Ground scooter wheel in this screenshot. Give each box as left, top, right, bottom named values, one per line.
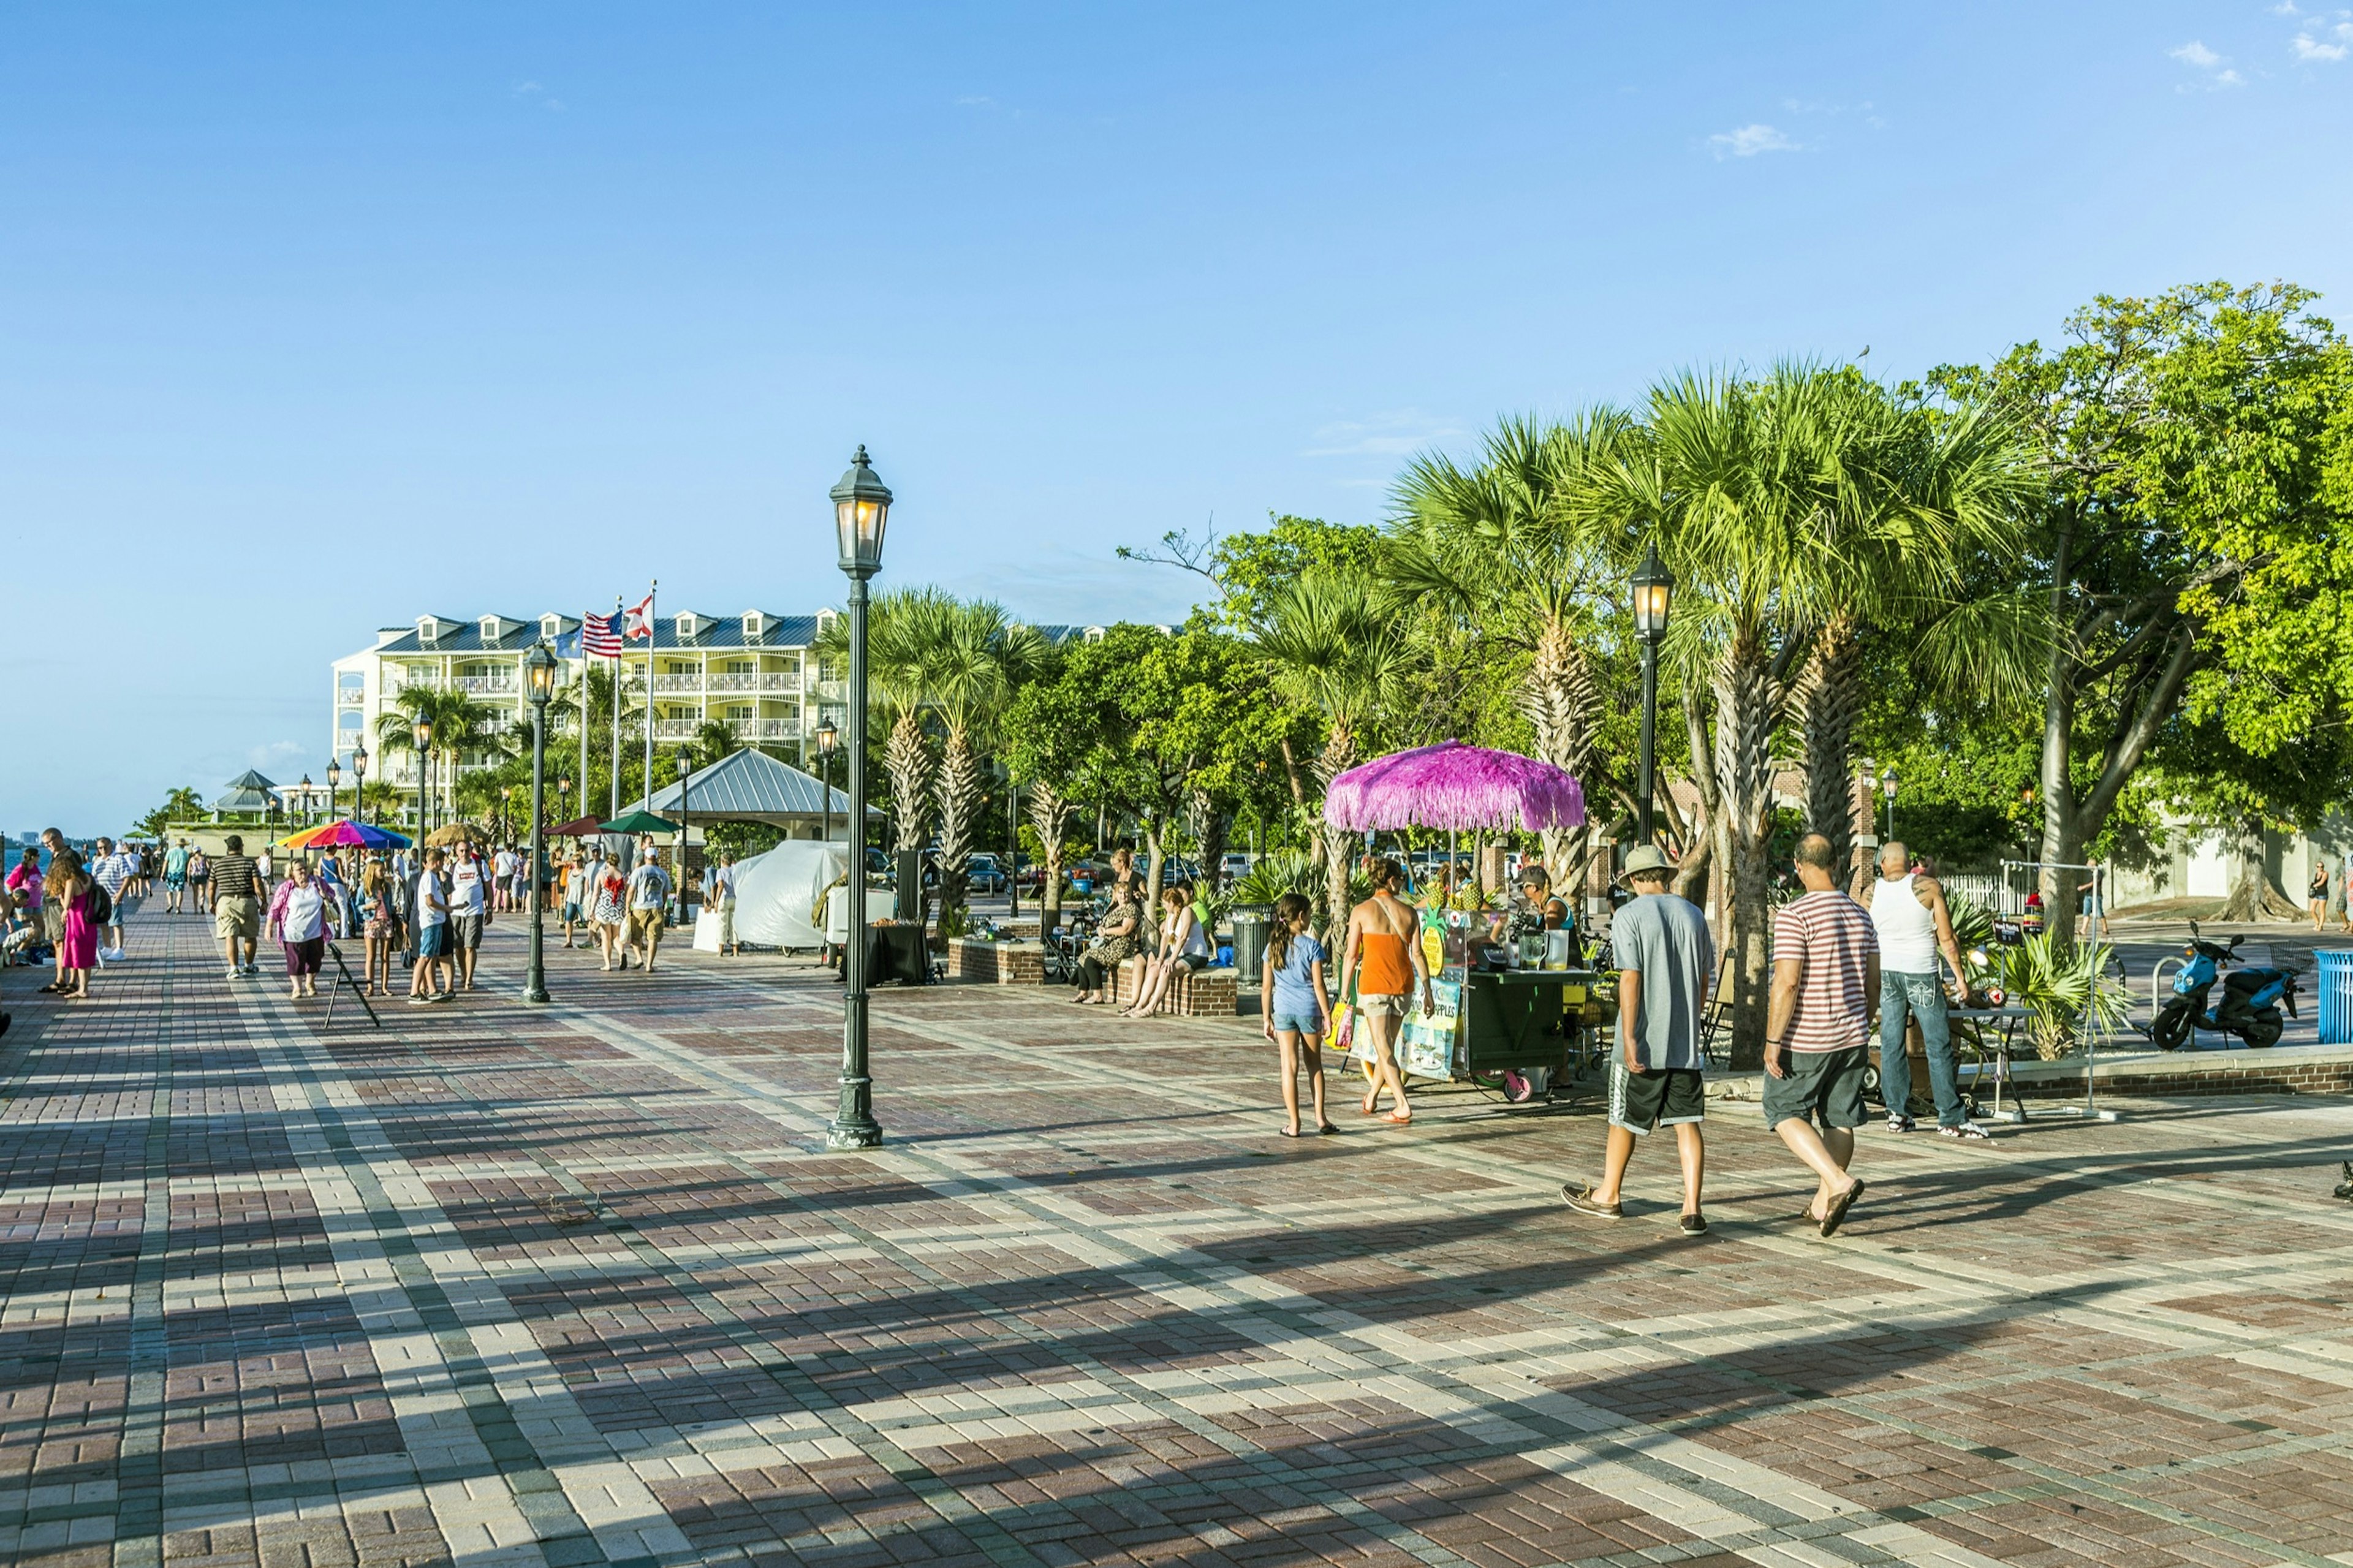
left=2244, top=1015, right=2283, bottom=1048
left=2151, top=1006, right=2192, bottom=1051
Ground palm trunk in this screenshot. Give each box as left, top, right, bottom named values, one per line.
left=1799, top=615, right=1864, bottom=881
left=886, top=710, right=933, bottom=855
left=1716, top=627, right=1779, bottom=1070
left=1026, top=781, right=1072, bottom=931
left=1520, top=615, right=1600, bottom=878
left=934, top=727, right=982, bottom=934
left=1312, top=724, right=1357, bottom=952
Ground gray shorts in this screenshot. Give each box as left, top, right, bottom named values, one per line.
left=451, top=913, right=484, bottom=950
left=1763, top=1045, right=1869, bottom=1132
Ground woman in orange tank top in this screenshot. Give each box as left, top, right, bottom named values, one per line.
left=1341, top=857, right=1434, bottom=1124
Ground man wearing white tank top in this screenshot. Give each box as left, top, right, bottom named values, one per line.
left=1863, top=841, right=1980, bottom=1140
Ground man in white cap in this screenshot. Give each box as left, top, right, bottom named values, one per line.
left=625, top=844, right=672, bottom=972
left=1562, top=846, right=1716, bottom=1235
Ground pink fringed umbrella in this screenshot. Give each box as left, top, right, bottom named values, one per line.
left=1324, top=741, right=1585, bottom=833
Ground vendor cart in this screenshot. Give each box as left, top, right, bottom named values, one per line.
left=1324, top=741, right=1593, bottom=1102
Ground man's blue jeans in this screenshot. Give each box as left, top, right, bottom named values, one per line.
left=1880, top=970, right=1963, bottom=1127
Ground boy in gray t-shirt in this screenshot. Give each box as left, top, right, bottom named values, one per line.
left=1563, top=847, right=1718, bottom=1235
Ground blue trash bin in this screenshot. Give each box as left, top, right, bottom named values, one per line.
left=2317, top=950, right=2353, bottom=1045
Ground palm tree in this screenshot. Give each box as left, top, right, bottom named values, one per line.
left=919, top=602, right=1044, bottom=933
left=1390, top=410, right=1637, bottom=882
left=1592, top=367, right=1873, bottom=1067
left=691, top=717, right=738, bottom=768
left=1254, top=569, right=1411, bottom=947
left=1784, top=378, right=2042, bottom=876
left=375, top=684, right=504, bottom=831
left=820, top=589, right=951, bottom=858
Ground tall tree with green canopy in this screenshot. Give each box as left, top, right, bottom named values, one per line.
left=1002, top=641, right=1105, bottom=933
left=1934, top=281, right=2353, bottom=940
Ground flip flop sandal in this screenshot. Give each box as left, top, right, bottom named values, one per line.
left=1819, top=1179, right=1866, bottom=1238
left=1276, top=1126, right=1305, bottom=1138
left=1315, top=1122, right=1338, bottom=1135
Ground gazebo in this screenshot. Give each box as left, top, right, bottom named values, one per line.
left=211, top=770, right=281, bottom=820
left=622, top=748, right=879, bottom=839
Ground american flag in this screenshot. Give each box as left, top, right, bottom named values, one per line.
left=623, top=593, right=656, bottom=642
left=582, top=611, right=624, bottom=657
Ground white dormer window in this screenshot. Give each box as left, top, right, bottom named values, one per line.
left=816, top=607, right=840, bottom=632
left=418, top=615, right=455, bottom=645
left=540, top=614, right=564, bottom=640
left=742, top=610, right=767, bottom=642
left=479, top=615, right=525, bottom=645
left=1084, top=626, right=1106, bottom=643
left=676, top=612, right=706, bottom=642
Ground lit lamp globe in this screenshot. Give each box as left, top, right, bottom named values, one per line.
left=831, top=446, right=892, bottom=577
left=1631, top=543, right=1675, bottom=640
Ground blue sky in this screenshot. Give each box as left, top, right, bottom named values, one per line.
left=4, top=2, right=2349, bottom=833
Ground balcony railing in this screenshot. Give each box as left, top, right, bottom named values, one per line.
left=814, top=680, right=846, bottom=701
left=648, top=671, right=806, bottom=694
left=651, top=674, right=702, bottom=693
left=651, top=719, right=699, bottom=741
left=734, top=718, right=800, bottom=741
left=455, top=675, right=515, bottom=695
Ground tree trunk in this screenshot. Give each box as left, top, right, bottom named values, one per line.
left=1715, top=628, right=1780, bottom=1070
left=1028, top=781, right=1072, bottom=932
left=933, top=728, right=982, bottom=934
left=1313, top=725, right=1357, bottom=952
left=1520, top=613, right=1600, bottom=878
left=886, top=710, right=933, bottom=854
left=2216, top=813, right=2300, bottom=921
left=1798, top=615, right=1863, bottom=879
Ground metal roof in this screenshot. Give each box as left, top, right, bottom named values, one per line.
left=372, top=613, right=820, bottom=655
left=630, top=747, right=879, bottom=822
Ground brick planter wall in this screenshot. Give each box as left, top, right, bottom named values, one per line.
left=1112, top=958, right=1238, bottom=1018
left=947, top=939, right=1048, bottom=985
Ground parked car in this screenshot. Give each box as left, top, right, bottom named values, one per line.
left=966, top=854, right=1009, bottom=895
left=1221, top=852, right=1252, bottom=882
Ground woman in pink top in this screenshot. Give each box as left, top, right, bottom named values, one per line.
left=48, top=851, right=97, bottom=999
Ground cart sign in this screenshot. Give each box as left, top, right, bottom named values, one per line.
left=1398, top=977, right=1463, bottom=1077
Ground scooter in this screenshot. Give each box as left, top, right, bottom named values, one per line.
left=2151, top=920, right=2300, bottom=1050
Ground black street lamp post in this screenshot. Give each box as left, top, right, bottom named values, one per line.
left=325, top=759, right=341, bottom=825
left=523, top=643, right=557, bottom=1004
left=351, top=745, right=368, bottom=825
left=1630, top=543, right=1676, bottom=849
left=299, top=774, right=315, bottom=827
left=412, top=719, right=434, bottom=837
left=828, top=446, right=890, bottom=1151
left=676, top=742, right=694, bottom=926
left=1881, top=767, right=1900, bottom=843
left=816, top=718, right=839, bottom=845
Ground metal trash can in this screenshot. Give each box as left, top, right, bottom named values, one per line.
left=2317, top=949, right=2353, bottom=1045
left=1229, top=906, right=1273, bottom=984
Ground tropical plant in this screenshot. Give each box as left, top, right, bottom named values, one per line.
left=820, top=589, right=950, bottom=857
left=1996, top=932, right=2135, bottom=1058
left=1254, top=569, right=1412, bottom=945
left=1232, top=849, right=1317, bottom=906
left=691, top=718, right=738, bottom=768
left=918, top=599, right=1043, bottom=933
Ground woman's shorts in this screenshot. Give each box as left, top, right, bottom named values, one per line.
left=285, top=937, right=325, bottom=975
left=1358, top=992, right=1409, bottom=1017
left=563, top=901, right=582, bottom=922
left=1268, top=1012, right=1324, bottom=1037
left=1178, top=952, right=1209, bottom=972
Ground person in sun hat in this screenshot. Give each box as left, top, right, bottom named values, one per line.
left=1562, top=845, right=1716, bottom=1234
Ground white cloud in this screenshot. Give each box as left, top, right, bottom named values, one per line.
left=2169, top=41, right=2246, bottom=89
left=512, top=80, right=565, bottom=110
left=954, top=94, right=996, bottom=107
left=2272, top=0, right=2301, bottom=13
left=1708, top=123, right=1799, bottom=158
left=2170, top=40, right=2223, bottom=67
left=1300, top=411, right=1469, bottom=459
left=2294, top=31, right=2348, bottom=58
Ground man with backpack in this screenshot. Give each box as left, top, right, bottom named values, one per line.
left=163, top=838, right=191, bottom=914
left=89, top=837, right=134, bottom=961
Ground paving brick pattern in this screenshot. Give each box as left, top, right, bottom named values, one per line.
left=6, top=910, right=2353, bottom=1567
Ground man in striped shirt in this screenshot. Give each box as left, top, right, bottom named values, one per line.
left=1764, top=833, right=1878, bottom=1237
left=90, top=837, right=134, bottom=959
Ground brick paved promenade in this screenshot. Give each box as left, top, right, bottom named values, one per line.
left=7, top=910, right=2353, bottom=1568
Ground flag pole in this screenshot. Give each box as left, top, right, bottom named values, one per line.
left=643, top=578, right=657, bottom=817
left=577, top=619, right=589, bottom=823
left=609, top=595, right=623, bottom=821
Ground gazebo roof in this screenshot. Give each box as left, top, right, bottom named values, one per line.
left=627, top=748, right=879, bottom=824
left=227, top=769, right=278, bottom=791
